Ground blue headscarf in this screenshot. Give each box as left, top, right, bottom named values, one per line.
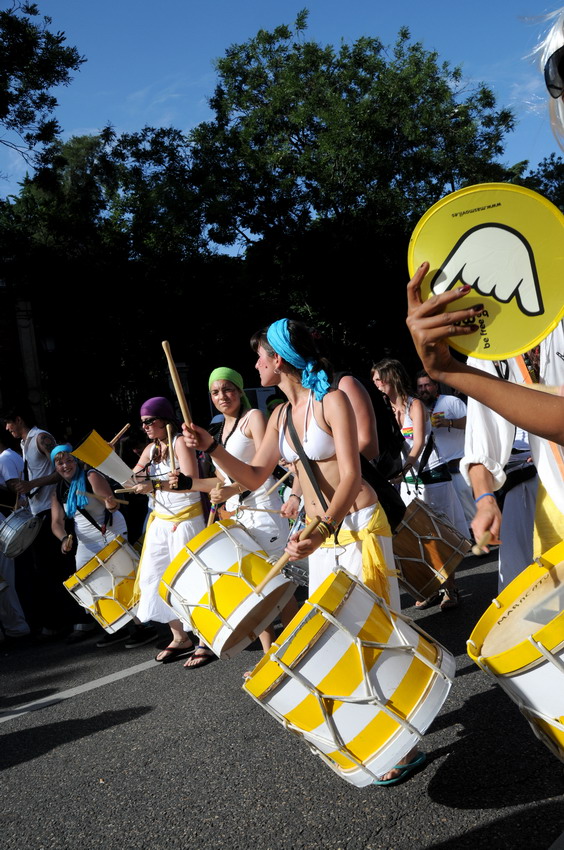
left=51, top=444, right=88, bottom=518
left=266, top=319, right=331, bottom=401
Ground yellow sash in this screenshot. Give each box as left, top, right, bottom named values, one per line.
left=316, top=504, right=397, bottom=604
left=133, top=500, right=203, bottom=599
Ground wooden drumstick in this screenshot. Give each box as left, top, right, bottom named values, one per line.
left=254, top=517, right=320, bottom=594
left=109, top=423, right=130, bottom=447
left=472, top=531, right=492, bottom=556
left=78, top=490, right=128, bottom=506
left=264, top=469, right=292, bottom=497
left=166, top=424, right=177, bottom=489
left=162, top=340, right=192, bottom=426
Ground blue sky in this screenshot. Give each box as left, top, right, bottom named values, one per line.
left=1, top=0, right=562, bottom=196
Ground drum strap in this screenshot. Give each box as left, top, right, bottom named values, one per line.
left=285, top=407, right=329, bottom=514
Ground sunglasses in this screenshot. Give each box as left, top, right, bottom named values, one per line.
left=545, top=45, right=564, bottom=98
left=141, top=417, right=161, bottom=426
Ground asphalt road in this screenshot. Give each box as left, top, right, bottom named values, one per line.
left=2, top=552, right=564, bottom=850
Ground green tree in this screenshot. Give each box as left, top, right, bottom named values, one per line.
left=521, top=153, right=564, bottom=212
left=189, top=12, right=518, bottom=368
left=191, top=11, right=515, bottom=250
left=0, top=2, right=84, bottom=164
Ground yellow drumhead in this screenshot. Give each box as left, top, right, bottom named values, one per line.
left=409, top=183, right=564, bottom=360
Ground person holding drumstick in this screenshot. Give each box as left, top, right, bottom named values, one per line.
left=187, top=367, right=297, bottom=659
left=131, top=397, right=205, bottom=664
left=50, top=444, right=134, bottom=644
left=183, top=318, right=425, bottom=784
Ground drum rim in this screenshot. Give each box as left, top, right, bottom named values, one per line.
left=468, top=540, right=564, bottom=675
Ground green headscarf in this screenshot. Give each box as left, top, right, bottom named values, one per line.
left=208, top=367, right=251, bottom=411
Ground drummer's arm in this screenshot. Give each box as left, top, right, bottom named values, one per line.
left=468, top=464, right=501, bottom=549
left=406, top=262, right=564, bottom=446
left=338, top=375, right=379, bottom=460
left=89, top=470, right=118, bottom=512
left=50, top=490, right=72, bottom=552
left=15, top=431, right=59, bottom=494
left=323, top=389, right=362, bottom=523
left=182, top=415, right=280, bottom=491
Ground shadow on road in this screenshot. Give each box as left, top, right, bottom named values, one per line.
left=0, top=706, right=153, bottom=770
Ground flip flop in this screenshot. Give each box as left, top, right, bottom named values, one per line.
left=373, top=752, right=427, bottom=786
left=183, top=645, right=215, bottom=669
left=155, top=642, right=194, bottom=663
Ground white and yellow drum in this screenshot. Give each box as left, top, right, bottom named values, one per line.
left=468, top=540, right=564, bottom=762
left=63, top=536, right=139, bottom=633
left=159, top=519, right=297, bottom=659
left=244, top=569, right=455, bottom=787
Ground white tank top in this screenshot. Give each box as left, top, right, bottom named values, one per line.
left=21, top=426, right=55, bottom=515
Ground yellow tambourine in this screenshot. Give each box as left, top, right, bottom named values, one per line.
left=408, top=183, right=564, bottom=360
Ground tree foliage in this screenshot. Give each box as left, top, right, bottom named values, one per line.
left=0, top=2, right=84, bottom=162
left=191, top=11, right=516, bottom=249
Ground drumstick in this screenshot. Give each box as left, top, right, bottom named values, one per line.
left=207, top=483, right=224, bottom=526
left=166, top=424, right=177, bottom=490
left=472, top=531, right=492, bottom=556
left=162, top=340, right=192, bottom=426
left=263, top=470, right=292, bottom=497
left=109, top=423, right=130, bottom=447
left=236, top=506, right=283, bottom=515
left=115, top=487, right=137, bottom=494
left=254, top=517, right=320, bottom=594
left=78, top=490, right=128, bottom=506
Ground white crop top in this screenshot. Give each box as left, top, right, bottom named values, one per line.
left=279, top=393, right=335, bottom=463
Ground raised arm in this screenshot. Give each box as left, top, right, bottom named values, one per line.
left=406, top=262, right=564, bottom=446
left=182, top=412, right=281, bottom=491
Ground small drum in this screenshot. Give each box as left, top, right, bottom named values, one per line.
left=244, top=569, right=454, bottom=787
left=0, top=508, right=43, bottom=558
left=393, top=498, right=471, bottom=601
left=63, top=536, right=139, bottom=633
left=468, top=540, right=564, bottom=762
left=159, top=519, right=297, bottom=659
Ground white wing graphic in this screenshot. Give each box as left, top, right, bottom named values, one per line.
left=431, top=224, right=544, bottom=316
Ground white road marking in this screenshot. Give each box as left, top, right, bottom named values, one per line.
left=0, top=659, right=159, bottom=723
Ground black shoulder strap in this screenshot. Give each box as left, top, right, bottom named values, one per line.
left=285, top=406, right=328, bottom=513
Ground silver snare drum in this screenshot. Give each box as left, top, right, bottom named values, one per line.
left=0, top=508, right=44, bottom=558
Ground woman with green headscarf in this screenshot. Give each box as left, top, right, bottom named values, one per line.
left=193, top=367, right=297, bottom=657
left=206, top=367, right=289, bottom=556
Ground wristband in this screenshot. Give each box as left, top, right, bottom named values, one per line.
left=475, top=492, right=495, bottom=504
left=288, top=493, right=300, bottom=502
left=176, top=473, right=193, bottom=490
left=207, top=438, right=219, bottom=454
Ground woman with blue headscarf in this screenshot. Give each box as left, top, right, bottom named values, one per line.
left=50, top=445, right=127, bottom=565
left=183, top=320, right=426, bottom=783
left=184, top=319, right=401, bottom=612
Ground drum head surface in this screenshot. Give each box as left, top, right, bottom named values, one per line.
left=409, top=183, right=564, bottom=360
left=481, top=559, right=564, bottom=658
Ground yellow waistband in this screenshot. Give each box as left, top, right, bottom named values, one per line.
left=151, top=500, right=203, bottom=523
left=310, top=504, right=396, bottom=604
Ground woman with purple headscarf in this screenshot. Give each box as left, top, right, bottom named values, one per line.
left=132, top=396, right=205, bottom=664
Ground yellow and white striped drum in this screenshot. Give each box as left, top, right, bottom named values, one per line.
left=468, top=540, right=564, bottom=762
left=244, top=569, right=455, bottom=787
left=63, top=536, right=139, bottom=633
left=159, top=519, right=296, bottom=660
